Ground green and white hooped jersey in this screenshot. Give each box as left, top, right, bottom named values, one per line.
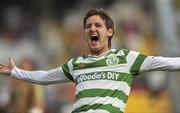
left=62, top=49, right=147, bottom=113
left=10, top=48, right=180, bottom=112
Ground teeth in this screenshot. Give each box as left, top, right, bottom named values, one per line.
left=90, top=34, right=97, bottom=37
left=90, top=33, right=97, bottom=36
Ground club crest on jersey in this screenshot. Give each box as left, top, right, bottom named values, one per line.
left=106, top=54, right=119, bottom=66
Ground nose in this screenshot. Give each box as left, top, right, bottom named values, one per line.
left=90, top=25, right=96, bottom=32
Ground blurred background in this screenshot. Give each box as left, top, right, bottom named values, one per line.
left=0, top=0, right=180, bottom=113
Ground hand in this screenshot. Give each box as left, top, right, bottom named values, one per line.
left=0, top=57, right=16, bottom=76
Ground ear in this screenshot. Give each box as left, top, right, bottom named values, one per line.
left=107, top=27, right=113, bottom=38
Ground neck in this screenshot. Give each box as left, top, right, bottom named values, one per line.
left=89, top=47, right=110, bottom=56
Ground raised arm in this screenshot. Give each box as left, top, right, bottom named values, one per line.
left=140, top=56, right=180, bottom=72
left=0, top=57, right=70, bottom=85
left=126, top=50, right=180, bottom=75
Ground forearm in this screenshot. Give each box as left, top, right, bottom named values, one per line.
left=140, top=56, right=180, bottom=72
left=11, top=67, right=70, bottom=85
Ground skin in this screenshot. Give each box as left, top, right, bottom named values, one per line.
left=0, top=15, right=114, bottom=75
left=0, top=57, right=15, bottom=75
left=84, top=15, right=113, bottom=56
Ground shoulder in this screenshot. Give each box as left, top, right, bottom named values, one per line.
left=111, top=48, right=131, bottom=57
left=115, top=48, right=149, bottom=57
left=64, top=56, right=84, bottom=66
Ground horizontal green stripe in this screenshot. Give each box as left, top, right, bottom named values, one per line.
left=62, top=63, right=74, bottom=82
left=72, top=104, right=123, bottom=113
left=130, top=54, right=147, bottom=75
left=75, top=71, right=133, bottom=86
left=76, top=89, right=128, bottom=103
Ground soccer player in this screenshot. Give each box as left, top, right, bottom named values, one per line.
left=0, top=8, right=180, bottom=113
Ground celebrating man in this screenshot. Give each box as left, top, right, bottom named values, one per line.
left=0, top=8, right=180, bottom=113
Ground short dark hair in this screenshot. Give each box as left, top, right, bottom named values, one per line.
left=83, top=8, right=114, bottom=48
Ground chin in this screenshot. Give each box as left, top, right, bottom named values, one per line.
left=91, top=47, right=101, bottom=52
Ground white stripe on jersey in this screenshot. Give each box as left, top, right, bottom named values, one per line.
left=76, top=80, right=131, bottom=95
left=67, top=59, right=74, bottom=76
left=73, top=96, right=126, bottom=112
left=139, top=56, right=152, bottom=72
left=126, top=51, right=139, bottom=71
left=75, top=56, right=106, bottom=64
left=79, top=109, right=110, bottom=113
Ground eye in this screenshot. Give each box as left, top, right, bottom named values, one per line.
left=95, top=23, right=102, bottom=28
left=85, top=24, right=91, bottom=29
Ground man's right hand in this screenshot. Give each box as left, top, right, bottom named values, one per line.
left=0, top=57, right=16, bottom=76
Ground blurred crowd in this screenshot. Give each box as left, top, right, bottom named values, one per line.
left=0, top=0, right=180, bottom=113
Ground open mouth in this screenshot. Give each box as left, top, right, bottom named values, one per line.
left=90, top=35, right=99, bottom=42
